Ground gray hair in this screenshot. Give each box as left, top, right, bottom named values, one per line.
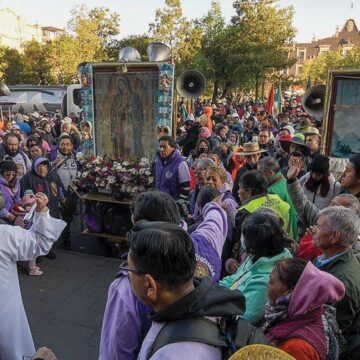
left=318, top=206, right=360, bottom=247
left=333, top=194, right=360, bottom=215
left=195, top=158, right=215, bottom=171
left=257, top=156, right=280, bottom=173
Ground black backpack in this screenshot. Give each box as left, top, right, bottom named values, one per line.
left=148, top=316, right=267, bottom=359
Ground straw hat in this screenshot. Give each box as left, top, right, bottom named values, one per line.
left=304, top=127, right=321, bottom=137
left=235, top=142, right=267, bottom=156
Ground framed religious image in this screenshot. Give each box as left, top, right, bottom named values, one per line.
left=322, top=70, right=360, bottom=158
left=80, top=62, right=175, bottom=160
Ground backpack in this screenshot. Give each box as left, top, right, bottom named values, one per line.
left=148, top=316, right=267, bottom=359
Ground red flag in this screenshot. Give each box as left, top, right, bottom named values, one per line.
left=266, top=85, right=275, bottom=114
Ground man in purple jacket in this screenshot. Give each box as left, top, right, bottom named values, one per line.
left=99, top=191, right=228, bottom=359
left=129, top=223, right=245, bottom=359
left=155, top=136, right=190, bottom=201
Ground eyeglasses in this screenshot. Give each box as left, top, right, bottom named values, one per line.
left=118, top=261, right=145, bottom=275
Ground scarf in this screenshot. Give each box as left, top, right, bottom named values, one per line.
left=263, top=293, right=292, bottom=331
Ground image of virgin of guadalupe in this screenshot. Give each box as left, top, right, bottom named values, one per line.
left=111, top=77, right=144, bottom=159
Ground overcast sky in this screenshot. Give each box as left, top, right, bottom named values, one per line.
left=1, top=0, right=358, bottom=42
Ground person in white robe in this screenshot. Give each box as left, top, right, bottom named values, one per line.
left=0, top=192, right=66, bottom=360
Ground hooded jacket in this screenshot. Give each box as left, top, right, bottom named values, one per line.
left=204, top=106, right=213, bottom=133
left=299, top=172, right=341, bottom=210
left=138, top=277, right=246, bottom=360
left=266, top=262, right=345, bottom=360
left=0, top=175, right=20, bottom=220
left=20, top=157, right=65, bottom=218
left=220, top=249, right=292, bottom=325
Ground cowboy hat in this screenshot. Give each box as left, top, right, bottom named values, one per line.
left=297, top=117, right=312, bottom=129
left=235, top=142, right=267, bottom=156
left=280, top=133, right=311, bottom=156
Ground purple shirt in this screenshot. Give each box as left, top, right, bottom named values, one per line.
left=99, top=274, right=145, bottom=360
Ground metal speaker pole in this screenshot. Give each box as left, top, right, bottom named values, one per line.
left=176, top=70, right=206, bottom=99
left=302, top=84, right=326, bottom=117
left=0, top=83, right=11, bottom=96
left=147, top=42, right=172, bottom=62
left=118, top=47, right=141, bottom=62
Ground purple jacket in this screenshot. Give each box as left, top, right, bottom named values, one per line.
left=155, top=149, right=187, bottom=200
left=99, top=204, right=227, bottom=359
left=191, top=202, right=228, bottom=282
left=99, top=272, right=151, bottom=360
left=0, top=175, right=21, bottom=220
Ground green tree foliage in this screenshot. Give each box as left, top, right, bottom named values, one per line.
left=302, top=51, right=344, bottom=84
left=193, top=1, right=234, bottom=101
left=22, top=40, right=54, bottom=85
left=231, top=0, right=296, bottom=99
left=301, top=47, right=360, bottom=85
left=108, top=34, right=154, bottom=61
left=0, top=47, right=24, bottom=84
left=68, top=5, right=120, bottom=61
left=49, top=35, right=80, bottom=84
left=149, top=0, right=202, bottom=71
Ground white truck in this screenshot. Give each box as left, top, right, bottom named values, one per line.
left=0, top=84, right=81, bottom=115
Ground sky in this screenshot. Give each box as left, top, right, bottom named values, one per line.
left=1, top=0, right=359, bottom=43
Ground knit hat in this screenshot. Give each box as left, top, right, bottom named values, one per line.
left=0, top=160, right=18, bottom=174
left=199, top=126, right=211, bottom=139
left=308, top=154, right=330, bottom=174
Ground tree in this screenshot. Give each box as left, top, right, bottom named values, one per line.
left=49, top=35, right=81, bottom=84
left=108, top=34, right=154, bottom=61
left=149, top=0, right=202, bottom=69
left=231, top=0, right=296, bottom=99
left=301, top=51, right=344, bottom=84
left=68, top=5, right=120, bottom=61
left=193, top=1, right=233, bottom=100
left=22, top=40, right=54, bottom=85
left=0, top=47, right=24, bottom=84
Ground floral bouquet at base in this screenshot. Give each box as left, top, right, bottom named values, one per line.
left=75, top=156, right=154, bottom=198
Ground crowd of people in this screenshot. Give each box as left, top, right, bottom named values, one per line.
left=137, top=95, right=360, bottom=359
left=2, top=93, right=360, bottom=360
left=0, top=111, right=91, bottom=275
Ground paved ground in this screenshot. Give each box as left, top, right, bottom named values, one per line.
left=20, top=249, right=121, bottom=360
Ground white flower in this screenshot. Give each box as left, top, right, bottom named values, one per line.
left=108, top=176, right=116, bottom=184
left=145, top=170, right=151, bottom=176
left=138, top=185, right=145, bottom=192
left=148, top=176, right=154, bottom=184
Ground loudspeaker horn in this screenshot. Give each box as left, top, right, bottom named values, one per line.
left=302, top=84, right=326, bottom=117
left=176, top=70, right=206, bottom=99
left=118, top=47, right=141, bottom=62
left=0, top=83, right=11, bottom=96
left=147, top=42, right=172, bottom=62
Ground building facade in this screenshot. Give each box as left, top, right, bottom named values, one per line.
left=0, top=8, right=64, bottom=52
left=288, top=19, right=360, bottom=78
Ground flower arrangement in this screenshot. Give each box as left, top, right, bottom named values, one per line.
left=76, top=155, right=154, bottom=197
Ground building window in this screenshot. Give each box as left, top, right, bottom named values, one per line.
left=296, top=64, right=303, bottom=76
left=319, top=46, right=330, bottom=56
left=297, top=50, right=305, bottom=61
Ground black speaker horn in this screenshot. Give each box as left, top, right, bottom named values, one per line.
left=302, top=84, right=326, bottom=117
left=176, top=70, right=206, bottom=99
